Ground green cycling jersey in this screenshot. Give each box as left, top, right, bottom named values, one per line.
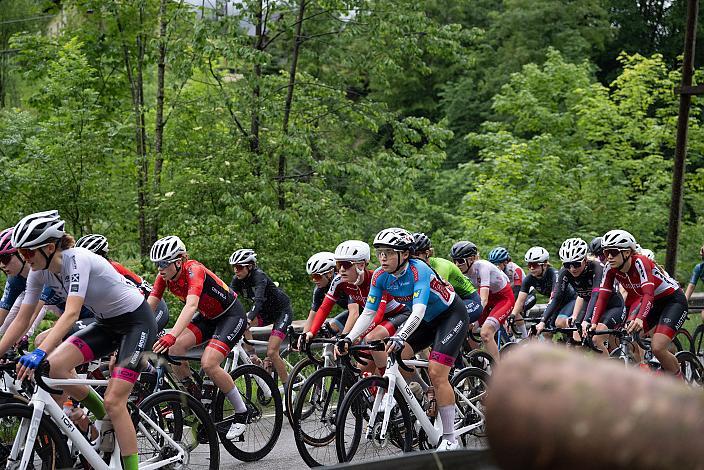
left=428, top=257, right=477, bottom=298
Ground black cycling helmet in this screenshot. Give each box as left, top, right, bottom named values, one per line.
left=450, top=241, right=478, bottom=260
left=412, top=232, right=431, bottom=253
left=588, top=237, right=603, bottom=256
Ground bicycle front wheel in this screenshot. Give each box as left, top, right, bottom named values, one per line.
left=137, top=389, right=220, bottom=470
left=0, top=403, right=72, bottom=470
left=451, top=366, right=490, bottom=448
left=286, top=357, right=320, bottom=424
left=335, top=376, right=412, bottom=464
left=212, top=364, right=283, bottom=461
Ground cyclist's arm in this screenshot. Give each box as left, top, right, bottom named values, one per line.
left=592, top=268, right=615, bottom=325
left=0, top=302, right=35, bottom=355
left=541, top=270, right=568, bottom=322
left=249, top=271, right=269, bottom=319
left=634, top=259, right=655, bottom=321
left=36, top=296, right=84, bottom=354
left=341, top=302, right=360, bottom=335
left=345, top=281, right=383, bottom=341
left=148, top=274, right=166, bottom=311
left=572, top=297, right=584, bottom=320
left=169, top=294, right=199, bottom=338
left=685, top=283, right=695, bottom=300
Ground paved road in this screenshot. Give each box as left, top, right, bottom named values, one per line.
left=219, top=420, right=309, bottom=470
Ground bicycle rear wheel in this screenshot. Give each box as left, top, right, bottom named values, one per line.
left=335, top=376, right=412, bottom=464
left=137, top=389, right=220, bottom=470
left=676, top=350, right=704, bottom=387
left=0, top=403, right=72, bottom=470
left=286, top=357, right=320, bottom=425
left=451, top=366, right=489, bottom=448
left=211, top=364, right=283, bottom=461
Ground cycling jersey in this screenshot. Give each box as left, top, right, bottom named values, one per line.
left=23, top=248, right=144, bottom=319
left=467, top=260, right=509, bottom=294
left=40, top=285, right=93, bottom=319
left=110, top=261, right=152, bottom=297
left=520, top=266, right=573, bottom=300
left=229, top=268, right=291, bottom=322
left=543, top=260, right=621, bottom=323
left=689, top=261, right=704, bottom=286
left=592, top=254, right=679, bottom=325
left=151, top=259, right=235, bottom=320
left=365, top=259, right=455, bottom=322
left=0, top=275, right=26, bottom=311
left=503, top=261, right=524, bottom=288
left=308, top=269, right=401, bottom=337
left=428, top=257, right=477, bottom=298
left=311, top=284, right=348, bottom=312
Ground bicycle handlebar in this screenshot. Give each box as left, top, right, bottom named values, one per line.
left=34, top=361, right=63, bottom=395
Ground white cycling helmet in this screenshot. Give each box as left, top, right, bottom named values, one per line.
left=150, top=235, right=186, bottom=263
left=12, top=210, right=66, bottom=249
left=373, top=227, right=414, bottom=251
left=559, top=238, right=588, bottom=263
left=601, top=230, right=638, bottom=250
left=76, top=234, right=109, bottom=254
left=640, top=248, right=655, bottom=261
left=334, top=240, right=371, bottom=262
left=229, top=248, right=257, bottom=265
left=525, top=246, right=549, bottom=263
left=306, top=252, right=336, bottom=275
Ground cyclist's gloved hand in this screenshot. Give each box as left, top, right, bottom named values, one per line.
left=335, top=337, right=351, bottom=356
left=386, top=335, right=404, bottom=353
left=297, top=332, right=312, bottom=350
left=19, top=348, right=46, bottom=370
left=154, top=333, right=177, bottom=353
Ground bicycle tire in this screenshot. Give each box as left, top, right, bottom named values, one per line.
left=450, top=366, right=489, bottom=447
left=137, top=389, right=220, bottom=470
left=211, top=364, right=283, bottom=462
left=463, top=349, right=494, bottom=373
left=292, top=366, right=347, bottom=467
left=675, top=327, right=694, bottom=353
left=675, top=350, right=704, bottom=386
left=0, top=402, right=72, bottom=470
left=286, top=357, right=320, bottom=425
left=693, top=324, right=704, bottom=359
left=335, top=375, right=412, bottom=464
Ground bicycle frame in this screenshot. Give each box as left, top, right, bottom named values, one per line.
left=9, top=377, right=185, bottom=470
left=367, top=356, right=484, bottom=448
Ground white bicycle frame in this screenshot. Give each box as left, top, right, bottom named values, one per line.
left=366, top=356, right=485, bottom=448
left=7, top=377, right=185, bottom=470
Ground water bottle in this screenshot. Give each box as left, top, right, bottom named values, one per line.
left=425, top=386, right=437, bottom=417
left=63, top=400, right=73, bottom=415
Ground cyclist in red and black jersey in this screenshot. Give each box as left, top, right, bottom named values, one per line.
left=591, top=230, right=686, bottom=376
left=229, top=248, right=293, bottom=391
left=75, top=234, right=169, bottom=331
left=149, top=236, right=251, bottom=439
left=301, top=252, right=350, bottom=341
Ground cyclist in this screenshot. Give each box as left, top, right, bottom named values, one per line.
left=229, top=248, right=292, bottom=391
left=450, top=241, right=514, bottom=362
left=300, top=251, right=350, bottom=343
left=339, top=228, right=467, bottom=451
left=148, top=236, right=250, bottom=439
left=589, top=237, right=605, bottom=263
left=412, top=233, right=482, bottom=322
left=488, top=246, right=532, bottom=336
left=684, top=244, right=704, bottom=306
left=304, top=240, right=409, bottom=375
left=542, top=238, right=625, bottom=352
left=517, top=247, right=576, bottom=334
left=591, top=230, right=686, bottom=376
left=6, top=210, right=157, bottom=470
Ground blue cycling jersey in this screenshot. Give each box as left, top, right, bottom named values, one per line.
left=365, top=259, right=455, bottom=322
left=690, top=262, right=704, bottom=286
left=40, top=286, right=93, bottom=319
left=0, top=275, right=27, bottom=311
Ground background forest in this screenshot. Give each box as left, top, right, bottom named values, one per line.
left=1, top=0, right=703, bottom=317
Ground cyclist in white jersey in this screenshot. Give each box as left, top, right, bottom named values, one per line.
left=4, top=211, right=156, bottom=470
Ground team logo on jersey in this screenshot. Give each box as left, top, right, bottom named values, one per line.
left=71, top=274, right=80, bottom=283
left=367, top=295, right=376, bottom=304
left=413, top=290, right=421, bottom=298
left=70, top=284, right=79, bottom=293
left=410, top=264, right=419, bottom=282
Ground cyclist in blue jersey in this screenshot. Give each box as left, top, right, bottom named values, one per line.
left=337, top=227, right=468, bottom=451
left=685, top=244, right=704, bottom=321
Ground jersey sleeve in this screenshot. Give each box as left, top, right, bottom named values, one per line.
left=541, top=269, right=569, bottom=322
left=22, top=271, right=43, bottom=306
left=477, top=263, right=492, bottom=289
left=185, top=263, right=206, bottom=298
left=633, top=258, right=655, bottom=321
left=150, top=274, right=166, bottom=300
left=449, top=264, right=476, bottom=296
left=66, top=252, right=90, bottom=299
left=592, top=265, right=615, bottom=324
left=250, top=270, right=270, bottom=317
left=690, top=262, right=704, bottom=286
left=0, top=278, right=22, bottom=311
left=411, top=266, right=432, bottom=308
left=310, top=286, right=324, bottom=311
left=520, top=275, right=533, bottom=293
left=513, top=266, right=524, bottom=287
left=308, top=277, right=343, bottom=336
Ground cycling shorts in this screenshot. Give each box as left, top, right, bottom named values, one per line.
left=463, top=292, right=482, bottom=323
left=377, top=307, right=411, bottom=337
left=187, top=299, right=247, bottom=356
left=555, top=299, right=577, bottom=318
left=641, top=289, right=688, bottom=340
left=327, top=311, right=349, bottom=331
left=153, top=298, right=169, bottom=331
left=598, top=305, right=626, bottom=329
left=407, top=296, right=469, bottom=367
left=67, top=300, right=157, bottom=384
left=479, top=284, right=515, bottom=327
left=65, top=317, right=97, bottom=339
left=254, top=304, right=293, bottom=340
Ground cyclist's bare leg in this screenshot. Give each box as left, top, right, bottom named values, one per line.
left=47, top=342, right=89, bottom=400
left=651, top=332, right=679, bottom=374
left=267, top=334, right=288, bottom=384
left=364, top=324, right=390, bottom=371
left=104, top=378, right=138, bottom=455
left=201, top=347, right=235, bottom=392
left=480, top=321, right=500, bottom=362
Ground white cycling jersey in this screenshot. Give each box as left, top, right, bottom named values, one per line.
left=467, top=259, right=509, bottom=293
left=23, top=248, right=144, bottom=319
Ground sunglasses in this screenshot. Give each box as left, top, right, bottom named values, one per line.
left=0, top=254, right=13, bottom=265
left=603, top=248, right=623, bottom=258
left=375, top=248, right=401, bottom=259
left=233, top=264, right=250, bottom=271
left=310, top=271, right=332, bottom=282
left=527, top=262, right=544, bottom=269
left=155, top=260, right=175, bottom=269
left=563, top=261, right=583, bottom=269
left=18, top=247, right=39, bottom=260
left=452, top=258, right=469, bottom=266
left=336, top=260, right=355, bottom=270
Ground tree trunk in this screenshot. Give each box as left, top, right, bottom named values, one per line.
left=136, top=3, right=149, bottom=256
left=250, top=0, right=263, bottom=170
left=279, top=0, right=307, bottom=210
left=151, top=0, right=169, bottom=245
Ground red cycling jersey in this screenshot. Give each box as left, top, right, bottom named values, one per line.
left=505, top=261, right=524, bottom=287
left=308, top=269, right=404, bottom=337
left=110, top=260, right=149, bottom=296
left=150, top=259, right=236, bottom=320
left=592, top=254, right=678, bottom=324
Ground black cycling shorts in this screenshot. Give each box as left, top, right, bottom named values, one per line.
left=67, top=300, right=157, bottom=383
left=406, top=296, right=469, bottom=367
left=187, top=299, right=247, bottom=356
left=643, top=289, right=688, bottom=340
left=64, top=317, right=97, bottom=339
left=256, top=304, right=293, bottom=340
left=378, top=307, right=411, bottom=336
left=153, top=298, right=170, bottom=331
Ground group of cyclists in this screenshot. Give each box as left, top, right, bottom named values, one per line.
left=0, top=208, right=699, bottom=464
